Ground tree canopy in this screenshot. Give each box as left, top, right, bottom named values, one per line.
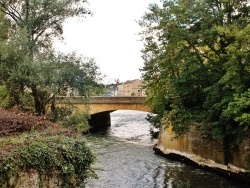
left=0, top=0, right=102, bottom=115
left=139, top=0, right=250, bottom=157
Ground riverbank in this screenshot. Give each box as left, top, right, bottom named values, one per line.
left=0, top=108, right=97, bottom=187
left=153, top=146, right=250, bottom=185
left=154, top=125, right=250, bottom=186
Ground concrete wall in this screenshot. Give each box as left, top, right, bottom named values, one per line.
left=155, top=124, right=250, bottom=176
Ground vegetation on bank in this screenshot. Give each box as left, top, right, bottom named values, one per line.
left=0, top=1, right=103, bottom=187
left=139, top=0, right=250, bottom=166
left=0, top=107, right=97, bottom=187
left=0, top=132, right=97, bottom=187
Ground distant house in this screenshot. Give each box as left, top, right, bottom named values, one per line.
left=102, top=84, right=117, bottom=96
left=117, top=79, right=146, bottom=96
left=66, top=87, right=79, bottom=97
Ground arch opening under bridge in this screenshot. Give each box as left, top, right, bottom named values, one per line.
left=56, top=96, right=151, bottom=130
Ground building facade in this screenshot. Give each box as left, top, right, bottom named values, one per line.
left=117, top=79, right=146, bottom=96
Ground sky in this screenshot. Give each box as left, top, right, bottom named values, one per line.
left=53, top=0, right=157, bottom=85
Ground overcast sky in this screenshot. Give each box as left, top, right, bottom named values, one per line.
left=54, top=0, right=158, bottom=84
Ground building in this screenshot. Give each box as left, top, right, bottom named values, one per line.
left=66, top=87, right=79, bottom=97
left=117, top=79, right=146, bottom=96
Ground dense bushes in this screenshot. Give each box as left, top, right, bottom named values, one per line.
left=61, top=110, right=90, bottom=134
left=0, top=108, right=97, bottom=187
left=0, top=133, right=97, bottom=187
left=0, top=108, right=55, bottom=136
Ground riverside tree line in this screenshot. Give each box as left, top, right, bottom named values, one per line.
left=0, top=1, right=101, bottom=187
left=0, top=0, right=104, bottom=117
left=0, top=1, right=250, bottom=186
left=139, top=0, right=250, bottom=164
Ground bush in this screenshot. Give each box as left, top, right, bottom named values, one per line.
left=0, top=108, right=55, bottom=136
left=0, top=133, right=97, bottom=187
left=0, top=85, right=8, bottom=108
left=62, top=110, right=90, bottom=134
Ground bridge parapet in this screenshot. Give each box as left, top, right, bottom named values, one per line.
left=89, top=96, right=145, bottom=104
left=56, top=96, right=146, bottom=104
left=56, top=96, right=150, bottom=115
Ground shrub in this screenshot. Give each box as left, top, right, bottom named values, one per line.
left=0, top=133, right=97, bottom=187
left=0, top=85, right=8, bottom=108
left=62, top=110, right=90, bottom=134
left=0, top=108, right=54, bottom=136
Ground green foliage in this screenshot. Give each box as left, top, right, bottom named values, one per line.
left=0, top=0, right=104, bottom=115
left=87, top=84, right=106, bottom=96
left=50, top=105, right=73, bottom=123
left=62, top=110, right=90, bottom=134
left=0, top=133, right=97, bottom=188
left=164, top=106, right=193, bottom=136
left=0, top=85, right=8, bottom=108
left=221, top=89, right=250, bottom=144
left=56, top=53, right=102, bottom=97
left=139, top=0, right=250, bottom=148
left=0, top=11, right=8, bottom=40
left=146, top=113, right=160, bottom=138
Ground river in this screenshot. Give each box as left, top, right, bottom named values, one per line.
left=85, top=110, right=248, bottom=188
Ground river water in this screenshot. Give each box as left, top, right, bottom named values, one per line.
left=85, top=110, right=248, bottom=188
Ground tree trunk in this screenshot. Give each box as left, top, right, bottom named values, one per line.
left=31, top=84, right=43, bottom=115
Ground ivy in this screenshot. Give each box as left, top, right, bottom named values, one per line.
left=0, top=133, right=97, bottom=188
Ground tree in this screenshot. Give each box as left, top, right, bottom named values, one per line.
left=56, top=53, right=102, bottom=96
left=139, top=0, right=250, bottom=163
left=0, top=0, right=91, bottom=115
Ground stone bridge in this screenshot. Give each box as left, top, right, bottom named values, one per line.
left=56, top=96, right=151, bottom=130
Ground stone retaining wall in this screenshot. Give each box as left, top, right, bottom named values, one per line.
left=8, top=170, right=62, bottom=188
left=155, top=125, right=250, bottom=183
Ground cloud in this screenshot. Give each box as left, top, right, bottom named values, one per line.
left=54, top=0, right=156, bottom=83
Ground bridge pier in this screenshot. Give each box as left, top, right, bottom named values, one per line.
left=88, top=111, right=114, bottom=131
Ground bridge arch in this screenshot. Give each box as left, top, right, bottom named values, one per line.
left=87, top=97, right=150, bottom=130
left=56, top=96, right=151, bottom=130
